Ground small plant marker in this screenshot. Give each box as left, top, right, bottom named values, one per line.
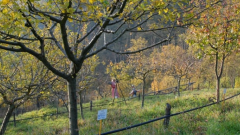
left=223, top=88, right=227, bottom=106
left=223, top=88, right=227, bottom=94
left=97, top=109, right=107, bottom=135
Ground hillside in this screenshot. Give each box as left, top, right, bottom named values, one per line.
left=3, top=88, right=240, bottom=135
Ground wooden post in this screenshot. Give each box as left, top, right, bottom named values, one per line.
left=90, top=101, right=92, bottom=111
left=99, top=120, right=102, bottom=135
left=138, top=93, right=140, bottom=100
left=163, top=103, right=171, bottom=128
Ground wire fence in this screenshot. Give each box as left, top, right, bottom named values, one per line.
left=0, top=82, right=195, bottom=126
left=100, top=92, right=240, bottom=134
left=145, top=82, right=195, bottom=96
left=1, top=88, right=240, bottom=135
left=83, top=82, right=195, bottom=110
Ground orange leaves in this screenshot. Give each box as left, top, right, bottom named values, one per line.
left=214, top=22, right=219, bottom=27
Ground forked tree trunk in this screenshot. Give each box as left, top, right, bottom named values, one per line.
left=215, top=52, right=225, bottom=103
left=0, top=105, right=15, bottom=135
left=67, top=77, right=79, bottom=135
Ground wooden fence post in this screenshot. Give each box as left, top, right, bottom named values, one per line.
left=90, top=101, right=92, bottom=111
left=163, top=103, right=171, bottom=128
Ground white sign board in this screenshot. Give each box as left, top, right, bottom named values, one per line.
left=223, top=88, right=227, bottom=94
left=97, top=109, right=107, bottom=120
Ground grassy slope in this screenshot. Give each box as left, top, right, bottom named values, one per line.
left=4, top=88, right=240, bottom=135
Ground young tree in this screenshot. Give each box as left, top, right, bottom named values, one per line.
left=185, top=0, right=240, bottom=102
left=0, top=52, right=55, bottom=135
left=126, top=38, right=157, bottom=107
left=107, top=37, right=156, bottom=107
left=77, top=55, right=100, bottom=119
left=0, top=0, right=213, bottom=134
left=159, top=44, right=196, bottom=96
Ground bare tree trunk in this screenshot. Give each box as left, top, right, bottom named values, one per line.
left=230, top=77, right=235, bottom=88
left=187, top=78, right=190, bottom=90
left=177, top=77, right=181, bottom=96
left=216, top=77, right=220, bottom=103
left=83, top=89, right=86, bottom=101
left=232, top=78, right=235, bottom=88
left=56, top=96, right=59, bottom=118
left=141, top=77, right=146, bottom=108
left=78, top=91, right=84, bottom=120
left=60, top=95, right=69, bottom=112
left=215, top=52, right=225, bottom=103
left=36, top=95, right=41, bottom=110
left=67, top=77, right=79, bottom=135
left=208, top=81, right=211, bottom=90
left=0, top=105, right=15, bottom=135
left=21, top=104, right=24, bottom=114
left=97, top=87, right=103, bottom=98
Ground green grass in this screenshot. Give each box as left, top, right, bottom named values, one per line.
left=4, top=88, right=240, bottom=135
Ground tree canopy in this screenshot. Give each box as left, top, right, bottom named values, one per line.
left=0, top=0, right=224, bottom=134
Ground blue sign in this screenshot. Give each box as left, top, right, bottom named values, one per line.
left=97, top=109, right=107, bottom=120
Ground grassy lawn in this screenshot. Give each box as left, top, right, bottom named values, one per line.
left=4, top=88, right=240, bottom=135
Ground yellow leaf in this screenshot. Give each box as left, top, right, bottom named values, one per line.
left=158, top=10, right=162, bottom=15
left=10, top=12, right=14, bottom=18
left=164, top=8, right=168, bottom=13
left=97, top=12, right=103, bottom=18
left=2, top=8, right=8, bottom=14
left=137, top=27, right=141, bottom=31
left=2, top=0, right=9, bottom=5
left=89, top=0, right=95, bottom=4
left=69, top=18, right=73, bottom=22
